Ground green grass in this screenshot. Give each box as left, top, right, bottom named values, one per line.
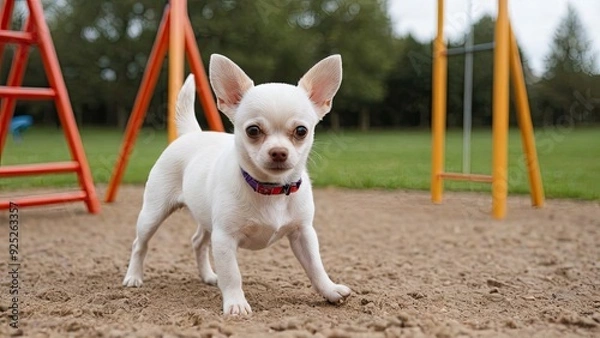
left=309, top=128, right=600, bottom=200
left=1, top=128, right=165, bottom=190
left=2, top=127, right=599, bottom=200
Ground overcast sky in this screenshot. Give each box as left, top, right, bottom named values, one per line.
left=387, top=0, right=600, bottom=76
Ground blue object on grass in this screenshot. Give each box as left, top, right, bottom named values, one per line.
left=10, top=115, right=34, bottom=142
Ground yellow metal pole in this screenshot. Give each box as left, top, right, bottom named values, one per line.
left=431, top=0, right=447, bottom=203
left=508, top=25, right=545, bottom=207
left=167, top=0, right=186, bottom=143
left=491, top=0, right=510, bottom=219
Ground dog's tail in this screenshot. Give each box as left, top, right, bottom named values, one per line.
left=175, top=74, right=202, bottom=136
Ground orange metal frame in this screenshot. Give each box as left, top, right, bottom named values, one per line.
left=431, top=0, right=544, bottom=219
left=0, top=0, right=100, bottom=213
left=104, top=0, right=224, bottom=203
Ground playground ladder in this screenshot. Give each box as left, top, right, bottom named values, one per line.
left=430, top=0, right=544, bottom=219
left=0, top=0, right=100, bottom=213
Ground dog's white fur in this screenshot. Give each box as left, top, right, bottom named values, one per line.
left=123, top=54, right=351, bottom=315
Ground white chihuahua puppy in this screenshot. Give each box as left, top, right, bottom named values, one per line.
left=123, top=54, right=351, bottom=315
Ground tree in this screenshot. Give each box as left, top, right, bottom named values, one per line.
left=49, top=0, right=164, bottom=128
left=4, top=0, right=440, bottom=130
left=299, top=0, right=395, bottom=130
left=536, top=4, right=599, bottom=125
left=41, top=0, right=396, bottom=130
left=544, top=4, right=596, bottom=77
left=381, top=35, right=431, bottom=128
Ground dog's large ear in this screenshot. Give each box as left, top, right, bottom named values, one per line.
left=209, top=54, right=254, bottom=121
left=298, top=55, right=342, bottom=119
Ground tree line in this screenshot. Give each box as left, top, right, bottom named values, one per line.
left=2, top=0, right=599, bottom=130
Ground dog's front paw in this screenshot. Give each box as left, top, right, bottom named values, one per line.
left=123, top=274, right=143, bottom=288
left=223, top=297, right=252, bottom=316
left=321, top=283, right=351, bottom=304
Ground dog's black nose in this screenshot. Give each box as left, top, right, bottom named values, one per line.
left=269, top=148, right=288, bottom=162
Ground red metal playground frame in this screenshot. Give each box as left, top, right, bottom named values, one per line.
left=104, top=0, right=224, bottom=203
left=0, top=0, right=100, bottom=213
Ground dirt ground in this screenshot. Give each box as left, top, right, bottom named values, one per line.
left=1, top=186, right=599, bottom=337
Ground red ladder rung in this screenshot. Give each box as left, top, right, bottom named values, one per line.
left=0, top=30, right=35, bottom=44
left=0, top=85, right=56, bottom=99
left=0, top=161, right=80, bottom=177
left=0, top=191, right=87, bottom=208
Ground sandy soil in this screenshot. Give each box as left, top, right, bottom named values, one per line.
left=1, top=186, right=599, bottom=337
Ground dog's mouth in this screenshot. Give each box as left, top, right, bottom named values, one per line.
left=265, top=163, right=293, bottom=172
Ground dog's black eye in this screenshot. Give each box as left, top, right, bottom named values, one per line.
left=294, top=126, right=308, bottom=139
left=246, top=125, right=261, bottom=138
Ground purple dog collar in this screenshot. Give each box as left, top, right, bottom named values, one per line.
left=241, top=168, right=302, bottom=196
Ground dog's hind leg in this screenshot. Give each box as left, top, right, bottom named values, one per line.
left=192, top=226, right=218, bottom=285
left=123, top=184, right=179, bottom=287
